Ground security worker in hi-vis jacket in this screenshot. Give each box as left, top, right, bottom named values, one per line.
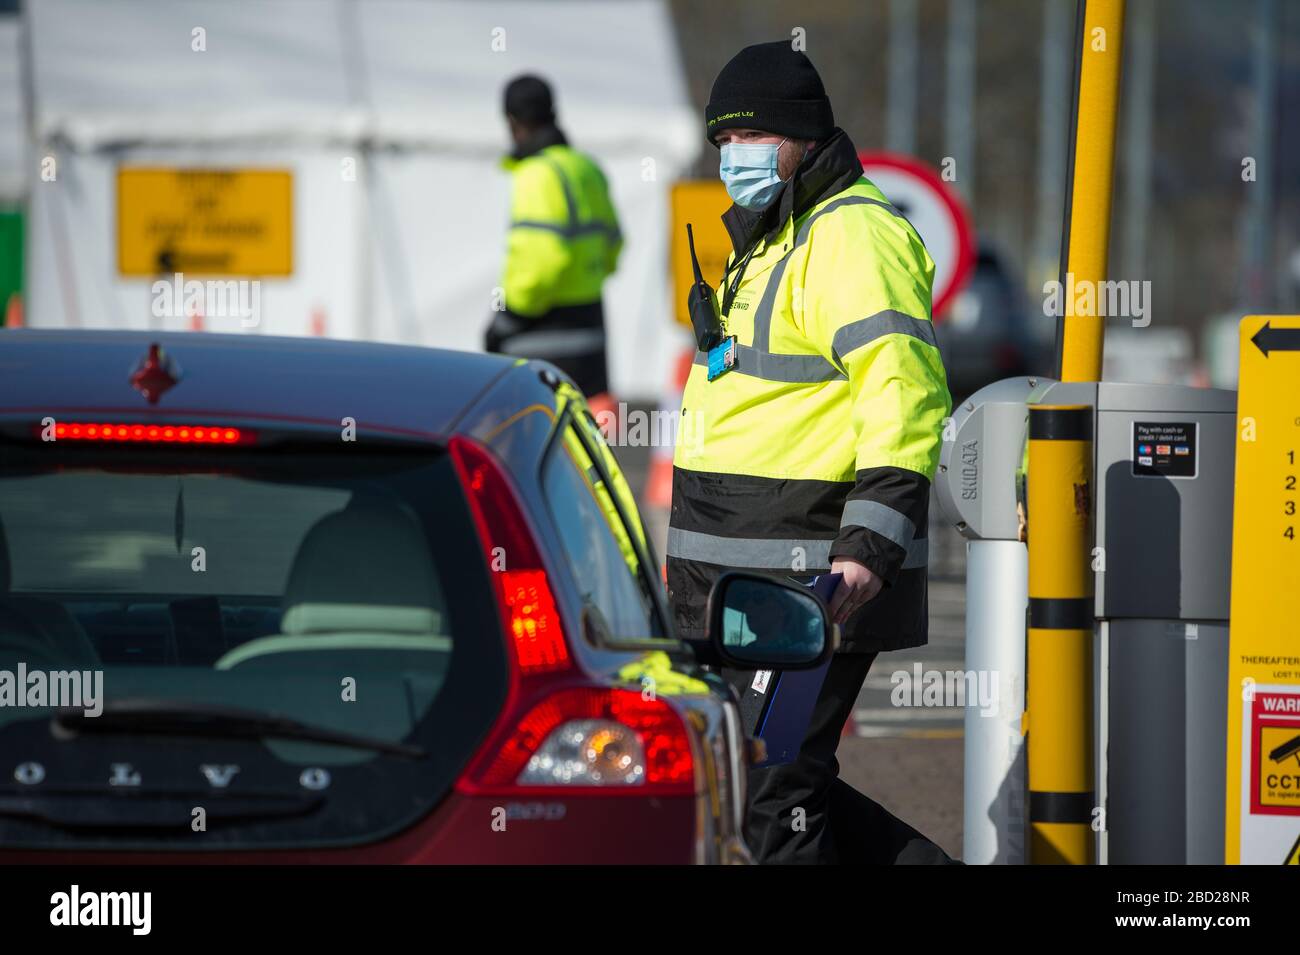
left=666, top=42, right=952, bottom=864
left=485, top=75, right=622, bottom=401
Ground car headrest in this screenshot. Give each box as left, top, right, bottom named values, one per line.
left=280, top=495, right=444, bottom=637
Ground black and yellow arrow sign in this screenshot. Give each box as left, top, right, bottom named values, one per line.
left=1251, top=321, right=1300, bottom=357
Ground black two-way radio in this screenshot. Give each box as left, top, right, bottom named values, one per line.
left=686, top=223, right=724, bottom=352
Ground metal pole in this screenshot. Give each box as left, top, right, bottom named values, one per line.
left=1241, top=0, right=1276, bottom=310
left=1055, top=0, right=1126, bottom=383
left=945, top=0, right=976, bottom=205
left=1119, top=0, right=1154, bottom=284
left=1034, top=0, right=1072, bottom=287
left=963, top=538, right=1028, bottom=864
left=1027, top=404, right=1095, bottom=864
left=887, top=0, right=918, bottom=156
left=1030, top=4, right=1121, bottom=859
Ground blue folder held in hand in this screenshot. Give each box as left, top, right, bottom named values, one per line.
left=741, top=573, right=840, bottom=767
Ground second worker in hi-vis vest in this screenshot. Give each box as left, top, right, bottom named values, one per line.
left=486, top=74, right=622, bottom=400
left=667, top=41, right=953, bottom=864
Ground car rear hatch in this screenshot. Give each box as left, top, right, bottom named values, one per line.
left=0, top=413, right=510, bottom=853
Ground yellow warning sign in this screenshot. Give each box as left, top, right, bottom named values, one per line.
left=118, top=168, right=293, bottom=277
left=1286, top=834, right=1300, bottom=864
left=669, top=180, right=732, bottom=329
left=1225, top=315, right=1300, bottom=864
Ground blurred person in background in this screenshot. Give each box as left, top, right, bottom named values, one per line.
left=666, top=41, right=952, bottom=864
left=485, top=75, right=622, bottom=407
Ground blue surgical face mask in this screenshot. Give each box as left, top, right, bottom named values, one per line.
left=719, top=138, right=788, bottom=210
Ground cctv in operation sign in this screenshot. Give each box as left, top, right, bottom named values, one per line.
left=1226, top=314, right=1300, bottom=864
left=117, top=167, right=293, bottom=277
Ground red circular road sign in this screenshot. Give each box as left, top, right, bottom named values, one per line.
left=857, top=151, right=975, bottom=323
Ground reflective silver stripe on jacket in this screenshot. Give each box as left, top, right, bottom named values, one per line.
left=666, top=527, right=928, bottom=570
left=510, top=219, right=621, bottom=240
left=692, top=343, right=844, bottom=383
left=692, top=307, right=935, bottom=385
left=839, top=499, right=916, bottom=549
left=691, top=194, right=924, bottom=385
left=752, top=194, right=910, bottom=352
left=831, top=310, right=938, bottom=369
left=508, top=153, right=621, bottom=242
left=498, top=327, right=606, bottom=357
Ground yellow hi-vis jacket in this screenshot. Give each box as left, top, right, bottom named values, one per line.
left=501, top=144, right=622, bottom=318
left=667, top=173, right=951, bottom=654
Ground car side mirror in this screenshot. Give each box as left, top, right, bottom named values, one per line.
left=705, top=572, right=835, bottom=670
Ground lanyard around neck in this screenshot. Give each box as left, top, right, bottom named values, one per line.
left=720, top=241, right=759, bottom=319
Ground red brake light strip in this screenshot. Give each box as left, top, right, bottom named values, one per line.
left=51, top=422, right=245, bottom=444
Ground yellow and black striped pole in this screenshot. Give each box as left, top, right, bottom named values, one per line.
left=1023, top=0, right=1124, bottom=864
left=1027, top=404, right=1095, bottom=864
left=1056, top=0, right=1125, bottom=383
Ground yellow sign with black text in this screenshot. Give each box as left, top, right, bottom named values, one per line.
left=669, top=180, right=732, bottom=329
left=1225, top=315, right=1300, bottom=864
left=117, top=168, right=293, bottom=277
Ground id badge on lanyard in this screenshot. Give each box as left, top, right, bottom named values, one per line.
left=708, top=243, right=756, bottom=382
left=706, top=336, right=737, bottom=381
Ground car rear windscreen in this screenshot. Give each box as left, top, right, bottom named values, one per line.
left=0, top=442, right=507, bottom=851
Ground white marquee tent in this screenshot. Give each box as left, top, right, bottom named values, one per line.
left=23, top=0, right=701, bottom=397
left=0, top=18, right=24, bottom=202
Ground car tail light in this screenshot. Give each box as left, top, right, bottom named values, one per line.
left=522, top=719, right=642, bottom=786
left=447, top=435, right=695, bottom=797
left=459, top=687, right=695, bottom=796
left=47, top=422, right=248, bottom=444
left=498, top=569, right=566, bottom=672
left=448, top=435, right=568, bottom=674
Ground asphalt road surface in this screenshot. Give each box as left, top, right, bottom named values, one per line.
left=614, top=414, right=966, bottom=861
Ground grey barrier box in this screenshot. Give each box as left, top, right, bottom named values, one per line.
left=935, top=376, right=1044, bottom=542
left=1028, top=379, right=1237, bottom=865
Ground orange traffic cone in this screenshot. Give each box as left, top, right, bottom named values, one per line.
left=587, top=391, right=618, bottom=431
left=4, top=292, right=23, bottom=328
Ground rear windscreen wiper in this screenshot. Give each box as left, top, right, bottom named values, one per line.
left=53, top=699, right=427, bottom=759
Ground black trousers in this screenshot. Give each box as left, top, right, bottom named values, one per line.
left=731, top=653, right=959, bottom=865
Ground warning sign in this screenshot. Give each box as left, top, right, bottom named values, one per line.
left=1252, top=694, right=1300, bottom=813
left=1226, top=315, right=1300, bottom=863
left=118, top=168, right=293, bottom=277
left=1286, top=834, right=1300, bottom=865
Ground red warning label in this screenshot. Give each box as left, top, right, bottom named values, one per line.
left=1251, top=691, right=1300, bottom=816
